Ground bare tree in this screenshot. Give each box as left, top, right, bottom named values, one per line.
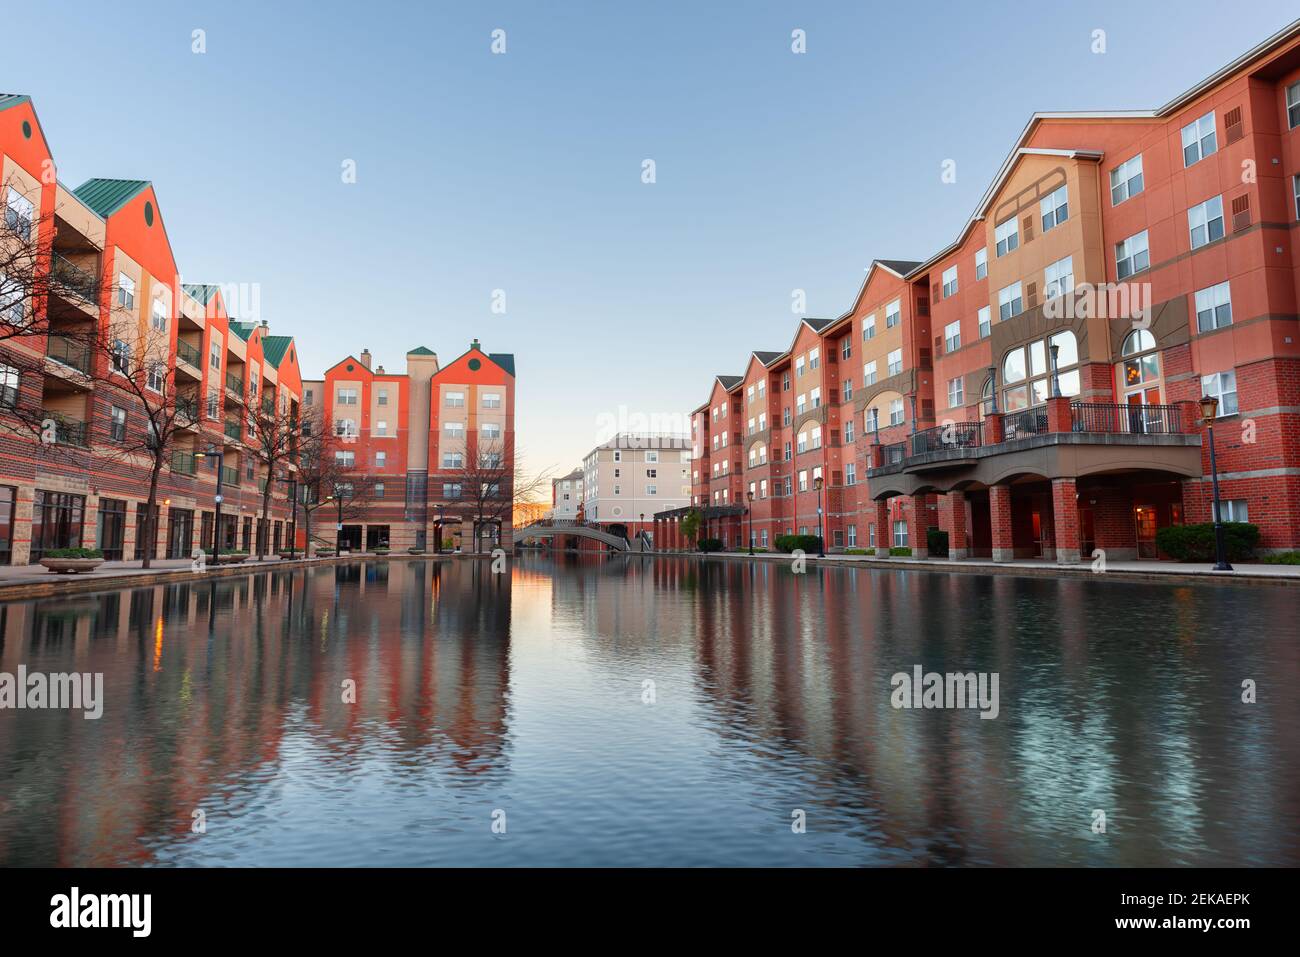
left=244, top=391, right=300, bottom=560
left=294, top=428, right=376, bottom=554
left=456, top=438, right=552, bottom=552
left=89, top=320, right=189, bottom=568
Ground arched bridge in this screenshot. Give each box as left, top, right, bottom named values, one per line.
left=516, top=521, right=646, bottom=552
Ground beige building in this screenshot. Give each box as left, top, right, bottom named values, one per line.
left=550, top=468, right=583, bottom=521
left=582, top=434, right=691, bottom=537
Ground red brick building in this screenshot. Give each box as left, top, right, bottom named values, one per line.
left=661, top=21, right=1300, bottom=561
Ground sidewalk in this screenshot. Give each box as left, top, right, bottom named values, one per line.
left=646, top=549, right=1300, bottom=584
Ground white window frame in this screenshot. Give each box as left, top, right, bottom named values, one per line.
left=885, top=299, right=901, bottom=328
left=1044, top=256, right=1074, bottom=300
left=944, top=320, right=961, bottom=353
left=862, top=314, right=876, bottom=340
left=1194, top=281, right=1232, bottom=333
left=1110, top=155, right=1144, bottom=205
left=998, top=281, right=1023, bottom=321
left=886, top=348, right=902, bottom=376
left=1115, top=230, right=1150, bottom=279
left=1188, top=195, right=1225, bottom=250
left=948, top=377, right=964, bottom=408
left=975, top=247, right=987, bottom=281
left=942, top=265, right=958, bottom=298
left=1039, top=185, right=1068, bottom=232
left=978, top=305, right=991, bottom=339
left=1200, top=370, right=1238, bottom=416
left=863, top=360, right=877, bottom=385
left=1181, top=111, right=1217, bottom=167
left=995, top=217, right=1018, bottom=257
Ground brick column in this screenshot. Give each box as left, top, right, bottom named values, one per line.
left=940, top=490, right=968, bottom=559
left=873, top=499, right=890, bottom=557
left=1052, top=477, right=1081, bottom=564
left=984, top=411, right=1004, bottom=444
left=1046, top=395, right=1073, bottom=433
left=906, top=494, right=930, bottom=558
left=990, top=484, right=1014, bottom=562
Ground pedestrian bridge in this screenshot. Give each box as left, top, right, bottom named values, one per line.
left=516, top=522, right=643, bottom=552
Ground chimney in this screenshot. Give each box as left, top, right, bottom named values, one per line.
left=360, top=348, right=372, bottom=370
left=376, top=365, right=385, bottom=374
left=470, top=338, right=481, bottom=351
left=259, top=319, right=269, bottom=331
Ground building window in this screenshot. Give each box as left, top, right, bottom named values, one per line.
left=1110, top=155, right=1144, bottom=205
left=210, top=337, right=222, bottom=372
left=889, top=398, right=904, bottom=426
left=1294, top=174, right=1300, bottom=220
left=483, top=393, right=501, bottom=409
left=376, top=388, right=388, bottom=405
left=1120, top=329, right=1160, bottom=395
left=944, top=320, right=961, bottom=353
left=335, top=450, right=356, bottom=467
left=110, top=405, right=126, bottom=442
left=981, top=375, right=995, bottom=415
left=862, top=314, right=876, bottom=340
left=844, top=418, right=854, bottom=443
left=885, top=299, right=901, bottom=328
left=995, top=217, right=1018, bottom=256
left=482, top=422, right=502, bottom=439
left=375, top=419, right=388, bottom=436
left=841, top=337, right=852, bottom=361
left=948, top=377, right=964, bottom=408
left=442, top=452, right=464, bottom=468
left=445, top=421, right=464, bottom=438
left=798, top=471, right=808, bottom=492
left=811, top=387, right=821, bottom=408
left=111, top=338, right=130, bottom=374
left=4, top=187, right=34, bottom=237
left=893, top=520, right=908, bottom=548
left=146, top=362, right=165, bottom=393
left=117, top=274, right=135, bottom=310
left=795, top=356, right=805, bottom=378
left=1039, top=184, right=1068, bottom=232
left=782, top=372, right=790, bottom=391
left=444, top=482, right=462, bottom=498
left=1002, top=330, right=1080, bottom=410
left=1181, top=111, right=1217, bottom=166
left=783, top=406, right=791, bottom=426
left=646, top=450, right=658, bottom=463
left=1195, top=281, right=1232, bottom=332
left=846, top=524, right=857, bottom=547
left=864, top=360, right=877, bottom=385
left=1221, top=499, right=1249, bottom=523
left=335, top=418, right=358, bottom=438
left=445, top=391, right=464, bottom=407
left=1289, top=81, right=1300, bottom=129
left=998, top=281, right=1023, bottom=321
left=337, top=388, right=358, bottom=406
left=942, top=265, right=958, bottom=298
left=886, top=349, right=902, bottom=376
left=1115, top=230, right=1150, bottom=279
left=978, top=305, right=991, bottom=339
left=796, top=394, right=806, bottom=414
left=1200, top=371, right=1238, bottom=416
left=975, top=247, right=987, bottom=281
left=1188, top=195, right=1225, bottom=249
left=151, top=298, right=168, bottom=333
left=1044, top=255, right=1074, bottom=299
left=0, top=364, right=17, bottom=408
left=809, top=347, right=820, bottom=370
left=375, top=451, right=386, bottom=468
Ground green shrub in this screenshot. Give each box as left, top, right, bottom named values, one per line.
left=926, top=528, right=949, bottom=558
left=1155, top=522, right=1259, bottom=562
left=43, top=547, right=103, bottom=560
left=774, top=534, right=823, bottom=554
left=1261, top=551, right=1300, bottom=565
left=889, top=546, right=913, bottom=557
left=844, top=548, right=872, bottom=555
left=698, top=537, right=724, bottom=552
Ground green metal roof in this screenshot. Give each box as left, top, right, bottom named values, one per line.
left=261, top=335, right=294, bottom=369
left=0, top=94, right=32, bottom=112
left=490, top=353, right=515, bottom=377
left=406, top=346, right=435, bottom=356
left=182, top=283, right=221, bottom=306
left=228, top=321, right=257, bottom=342
left=73, top=178, right=150, bottom=217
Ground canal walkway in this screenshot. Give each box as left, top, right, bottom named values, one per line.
left=644, top=548, right=1300, bottom=585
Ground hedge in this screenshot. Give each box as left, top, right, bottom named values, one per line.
left=698, top=538, right=724, bottom=552
left=1154, top=522, right=1259, bottom=562
left=43, top=547, right=103, bottom=559
left=1262, top=551, right=1300, bottom=565
left=774, top=534, right=823, bottom=554
left=889, top=546, right=913, bottom=557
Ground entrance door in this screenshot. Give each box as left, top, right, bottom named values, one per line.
left=1134, top=506, right=1158, bottom=559
left=1078, top=505, right=1095, bottom=558
left=337, top=525, right=362, bottom=551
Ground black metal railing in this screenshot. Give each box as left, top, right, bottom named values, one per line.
left=170, top=450, right=197, bottom=475
left=46, top=334, right=92, bottom=373
left=225, top=372, right=244, bottom=396
left=911, top=421, right=983, bottom=456
left=224, top=420, right=242, bottom=441
left=1071, top=401, right=1185, bottom=435
left=41, top=410, right=87, bottom=447
left=221, top=465, right=240, bottom=486
left=177, top=339, right=202, bottom=367
left=50, top=253, right=99, bottom=304
left=1003, top=405, right=1048, bottom=441
left=882, top=442, right=906, bottom=465
left=176, top=397, right=199, bottom=422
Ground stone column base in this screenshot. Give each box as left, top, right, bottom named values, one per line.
left=912, top=546, right=929, bottom=559
left=992, top=547, right=1015, bottom=563
left=948, top=547, right=969, bottom=560
left=875, top=546, right=889, bottom=558
left=1056, top=548, right=1081, bottom=565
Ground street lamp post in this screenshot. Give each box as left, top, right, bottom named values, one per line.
left=746, top=490, right=755, bottom=555
left=286, top=474, right=298, bottom=560
left=1200, top=395, right=1232, bottom=571
left=1049, top=344, right=1062, bottom=398
left=194, top=447, right=224, bottom=565
left=814, top=475, right=825, bottom=558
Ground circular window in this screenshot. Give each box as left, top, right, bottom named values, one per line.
left=22, top=120, right=32, bottom=139
left=144, top=201, right=154, bottom=226
left=468, top=357, right=481, bottom=371
left=612, top=506, right=623, bottom=517
left=346, top=363, right=354, bottom=372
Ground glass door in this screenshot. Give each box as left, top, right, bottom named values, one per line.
left=1134, top=505, right=1158, bottom=559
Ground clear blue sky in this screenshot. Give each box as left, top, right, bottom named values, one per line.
left=9, top=0, right=1296, bottom=482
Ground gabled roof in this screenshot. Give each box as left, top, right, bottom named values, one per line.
left=827, top=259, right=921, bottom=330
left=753, top=350, right=783, bottom=365
left=716, top=375, right=743, bottom=391
left=406, top=346, right=436, bottom=356
left=490, top=353, right=516, bottom=377
left=261, top=335, right=294, bottom=369
left=0, top=94, right=31, bottom=112
left=182, top=283, right=222, bottom=306
left=73, top=178, right=150, bottom=217
left=781, top=317, right=839, bottom=355
left=228, top=321, right=257, bottom=342
left=877, top=260, right=923, bottom=277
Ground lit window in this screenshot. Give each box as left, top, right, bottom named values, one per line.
left=1181, top=111, right=1217, bottom=166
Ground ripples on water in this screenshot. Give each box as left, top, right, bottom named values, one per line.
left=0, top=554, right=1295, bottom=867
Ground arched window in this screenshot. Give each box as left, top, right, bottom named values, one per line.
left=981, top=374, right=995, bottom=415
left=1119, top=329, right=1161, bottom=398
left=1001, top=331, right=1079, bottom=410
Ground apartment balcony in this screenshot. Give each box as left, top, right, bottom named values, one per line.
left=865, top=397, right=1203, bottom=498
left=176, top=397, right=200, bottom=430
left=223, top=420, right=242, bottom=444
left=47, top=253, right=100, bottom=319
left=44, top=334, right=93, bottom=379
left=41, top=410, right=88, bottom=448
left=221, top=465, right=240, bottom=487
left=176, top=339, right=203, bottom=378
left=225, top=372, right=245, bottom=404
left=170, top=449, right=198, bottom=476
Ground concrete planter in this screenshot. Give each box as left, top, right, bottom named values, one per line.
left=40, top=558, right=105, bottom=574
left=215, top=554, right=248, bottom=564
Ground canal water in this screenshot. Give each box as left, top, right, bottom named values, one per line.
left=0, top=554, right=1295, bottom=867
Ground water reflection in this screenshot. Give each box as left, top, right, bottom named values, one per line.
left=0, top=554, right=1295, bottom=866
